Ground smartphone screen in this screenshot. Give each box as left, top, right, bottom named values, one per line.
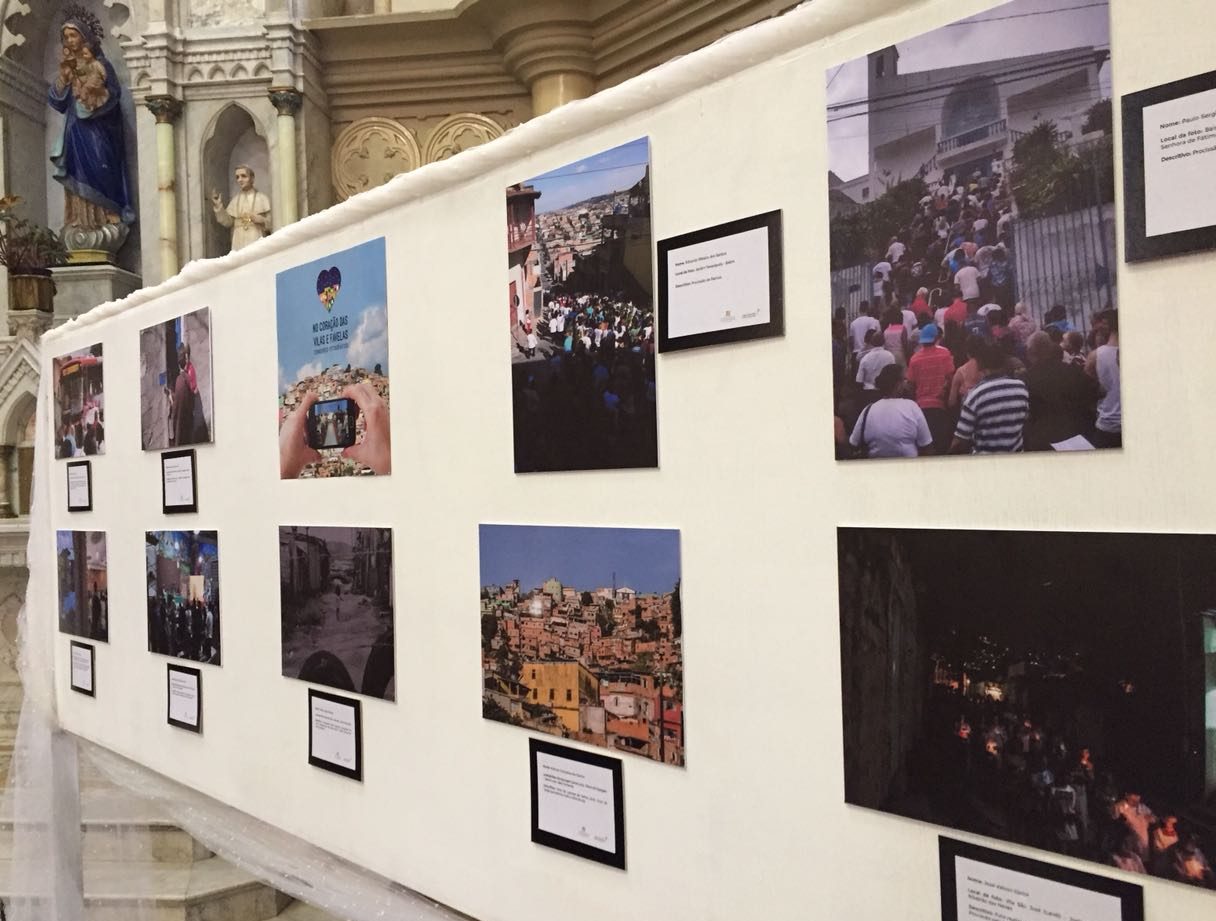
left=306, top=397, right=359, bottom=450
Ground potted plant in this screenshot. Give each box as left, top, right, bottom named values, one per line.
left=0, top=195, right=68, bottom=312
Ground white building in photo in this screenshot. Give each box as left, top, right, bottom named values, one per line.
left=837, top=43, right=1109, bottom=204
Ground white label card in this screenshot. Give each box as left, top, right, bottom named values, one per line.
left=954, top=856, right=1123, bottom=921
left=310, top=697, right=357, bottom=769
left=67, top=466, right=90, bottom=507
left=535, top=751, right=617, bottom=853
left=70, top=645, right=93, bottom=692
left=665, top=226, right=770, bottom=338
left=168, top=670, right=199, bottom=726
left=162, top=455, right=195, bottom=508
left=1142, top=86, right=1216, bottom=237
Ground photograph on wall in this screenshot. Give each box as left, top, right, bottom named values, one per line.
left=56, top=530, right=107, bottom=641
left=826, top=0, right=1121, bottom=460
left=279, top=526, right=395, bottom=700
left=505, top=137, right=658, bottom=473
left=146, top=530, right=221, bottom=665
left=839, top=527, right=1216, bottom=889
left=52, top=345, right=105, bottom=458
left=480, top=524, right=683, bottom=766
left=139, top=307, right=214, bottom=451
left=276, top=238, right=390, bottom=479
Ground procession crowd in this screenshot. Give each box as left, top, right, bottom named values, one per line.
left=831, top=171, right=1120, bottom=459
left=923, top=687, right=1213, bottom=887
left=512, top=293, right=658, bottom=471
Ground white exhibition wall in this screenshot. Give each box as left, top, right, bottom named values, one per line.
left=34, top=0, right=1216, bottom=919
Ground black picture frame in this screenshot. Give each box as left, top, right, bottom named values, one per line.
left=939, top=838, right=1143, bottom=921
left=166, top=663, right=202, bottom=733
left=66, top=460, right=92, bottom=512
left=1122, top=69, right=1216, bottom=262
left=657, top=209, right=784, bottom=352
left=69, top=640, right=95, bottom=697
left=529, top=738, right=625, bottom=869
left=161, top=449, right=197, bottom=514
left=307, top=689, right=362, bottom=781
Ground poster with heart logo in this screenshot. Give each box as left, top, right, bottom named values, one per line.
left=276, top=237, right=391, bottom=479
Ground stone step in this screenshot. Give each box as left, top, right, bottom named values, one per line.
left=0, top=856, right=290, bottom=921
left=275, top=900, right=351, bottom=921
left=0, top=786, right=211, bottom=863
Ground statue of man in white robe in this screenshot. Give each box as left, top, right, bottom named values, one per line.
left=209, top=164, right=271, bottom=252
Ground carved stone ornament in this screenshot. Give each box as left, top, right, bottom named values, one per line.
left=145, top=95, right=183, bottom=125
left=422, top=113, right=504, bottom=164
left=268, top=87, right=303, bottom=117
left=330, top=117, right=421, bottom=202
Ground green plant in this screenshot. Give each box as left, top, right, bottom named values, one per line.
left=0, top=196, right=68, bottom=274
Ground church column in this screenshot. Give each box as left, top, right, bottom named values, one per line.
left=483, top=3, right=595, bottom=117
left=144, top=95, right=183, bottom=279
left=269, top=88, right=304, bottom=228
left=0, top=446, right=14, bottom=519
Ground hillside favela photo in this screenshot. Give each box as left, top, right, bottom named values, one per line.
left=839, top=527, right=1216, bottom=890
left=506, top=137, right=658, bottom=474
left=479, top=524, right=683, bottom=765
left=827, top=0, right=1121, bottom=460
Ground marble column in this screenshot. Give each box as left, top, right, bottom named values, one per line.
left=0, top=446, right=14, bottom=519
left=144, top=95, right=183, bottom=279
left=269, top=88, right=304, bottom=228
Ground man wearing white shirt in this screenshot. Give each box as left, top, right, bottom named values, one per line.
left=955, top=263, right=981, bottom=306
left=848, top=303, right=880, bottom=362
left=855, top=329, right=895, bottom=390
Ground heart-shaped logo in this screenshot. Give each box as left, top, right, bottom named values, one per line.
left=316, top=266, right=342, bottom=311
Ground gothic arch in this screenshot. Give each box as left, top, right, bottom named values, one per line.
left=201, top=101, right=270, bottom=258
left=0, top=389, right=34, bottom=446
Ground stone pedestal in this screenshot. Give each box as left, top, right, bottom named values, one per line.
left=51, top=264, right=142, bottom=324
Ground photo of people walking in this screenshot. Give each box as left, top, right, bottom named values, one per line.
left=139, top=307, right=213, bottom=451
left=506, top=138, right=658, bottom=473
left=826, top=0, right=1120, bottom=461
left=53, top=344, right=105, bottom=458
left=146, top=530, right=221, bottom=665
left=839, top=527, right=1216, bottom=890
left=279, top=526, right=395, bottom=700
left=56, top=530, right=107, bottom=642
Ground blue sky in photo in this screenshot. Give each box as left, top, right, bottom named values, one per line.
left=276, top=237, right=389, bottom=395
left=525, top=137, right=650, bottom=214
left=480, top=524, right=680, bottom=595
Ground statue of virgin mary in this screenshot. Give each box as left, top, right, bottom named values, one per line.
left=47, top=6, right=135, bottom=262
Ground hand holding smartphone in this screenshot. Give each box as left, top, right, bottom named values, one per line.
left=306, top=397, right=359, bottom=449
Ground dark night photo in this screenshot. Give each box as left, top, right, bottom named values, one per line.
left=839, top=527, right=1216, bottom=890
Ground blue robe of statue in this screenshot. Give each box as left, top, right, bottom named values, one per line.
left=47, top=55, right=135, bottom=225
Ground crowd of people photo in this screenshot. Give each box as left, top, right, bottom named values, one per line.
left=56, top=398, right=104, bottom=458
left=512, top=292, right=658, bottom=472
left=831, top=169, right=1120, bottom=460
left=147, top=589, right=220, bottom=665
left=920, top=685, right=1213, bottom=888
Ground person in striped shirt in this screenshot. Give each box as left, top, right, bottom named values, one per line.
left=950, top=339, right=1029, bottom=454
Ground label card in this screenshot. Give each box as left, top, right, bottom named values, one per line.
left=308, top=689, right=362, bottom=781
left=658, top=209, right=784, bottom=352
left=530, top=738, right=625, bottom=869
left=1122, top=69, right=1216, bottom=261
left=167, top=663, right=202, bottom=732
left=940, top=838, right=1143, bottom=921
left=161, top=449, right=198, bottom=513
left=67, top=461, right=92, bottom=512
left=70, top=641, right=95, bottom=696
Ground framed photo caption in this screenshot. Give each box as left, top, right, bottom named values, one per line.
left=69, top=641, right=95, bottom=697
left=529, top=738, right=625, bottom=869
left=308, top=689, right=362, bottom=781
left=161, top=449, right=198, bottom=514
left=67, top=461, right=92, bottom=512
left=658, top=209, right=784, bottom=352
